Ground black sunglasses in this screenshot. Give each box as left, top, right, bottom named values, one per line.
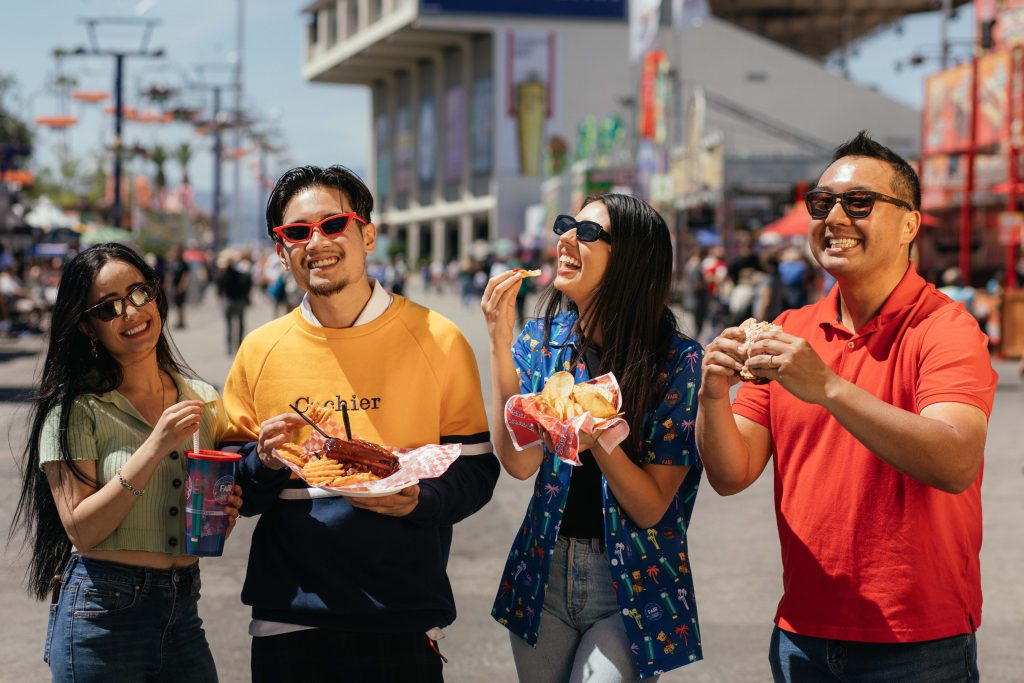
left=84, top=281, right=161, bottom=322
left=804, top=190, right=913, bottom=220
left=553, top=214, right=612, bottom=244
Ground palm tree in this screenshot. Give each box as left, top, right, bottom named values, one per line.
left=150, top=144, right=168, bottom=193
left=175, top=142, right=192, bottom=186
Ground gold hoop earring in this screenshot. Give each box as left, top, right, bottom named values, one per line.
left=90, top=338, right=98, bottom=359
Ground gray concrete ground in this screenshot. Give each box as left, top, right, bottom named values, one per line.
left=1, top=284, right=1022, bottom=682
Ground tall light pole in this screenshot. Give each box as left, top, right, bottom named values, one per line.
left=69, top=17, right=164, bottom=228
left=196, top=64, right=238, bottom=259
left=232, top=0, right=245, bottom=247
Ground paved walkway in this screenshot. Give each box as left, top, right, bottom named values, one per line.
left=1, top=285, right=1021, bottom=682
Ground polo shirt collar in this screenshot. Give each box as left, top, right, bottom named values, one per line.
left=300, top=279, right=392, bottom=327
left=819, top=262, right=925, bottom=336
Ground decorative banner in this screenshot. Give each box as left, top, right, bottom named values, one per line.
left=629, top=0, right=662, bottom=63
left=923, top=64, right=972, bottom=154
left=507, top=30, right=555, bottom=176
left=471, top=77, right=493, bottom=174
left=639, top=49, right=669, bottom=143
left=418, top=97, right=437, bottom=185
left=976, top=50, right=1010, bottom=148
left=394, top=105, right=413, bottom=193
left=421, top=0, right=625, bottom=18
left=444, top=86, right=465, bottom=183
left=375, top=112, right=391, bottom=202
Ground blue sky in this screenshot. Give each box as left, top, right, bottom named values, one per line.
left=1, top=1, right=974, bottom=221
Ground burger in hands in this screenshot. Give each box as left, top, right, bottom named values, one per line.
left=737, top=318, right=782, bottom=385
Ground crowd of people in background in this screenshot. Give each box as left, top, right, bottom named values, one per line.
left=1, top=230, right=1022, bottom=363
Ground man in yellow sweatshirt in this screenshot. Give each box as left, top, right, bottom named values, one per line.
left=220, top=165, right=499, bottom=683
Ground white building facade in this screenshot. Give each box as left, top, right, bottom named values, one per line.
left=301, top=0, right=923, bottom=263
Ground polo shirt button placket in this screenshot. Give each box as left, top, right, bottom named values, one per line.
left=847, top=341, right=855, bottom=349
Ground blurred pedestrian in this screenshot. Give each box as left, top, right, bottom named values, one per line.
left=681, top=248, right=709, bottom=339
left=166, top=245, right=191, bottom=330
left=217, top=249, right=253, bottom=354
left=698, top=132, right=995, bottom=682
left=10, top=243, right=241, bottom=682
left=482, top=195, right=705, bottom=680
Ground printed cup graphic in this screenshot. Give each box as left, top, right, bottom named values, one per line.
left=185, top=450, right=241, bottom=557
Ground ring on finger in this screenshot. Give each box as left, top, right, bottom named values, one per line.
left=769, top=355, right=775, bottom=369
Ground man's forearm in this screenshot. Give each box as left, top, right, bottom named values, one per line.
left=821, top=378, right=984, bottom=493
left=695, top=392, right=759, bottom=495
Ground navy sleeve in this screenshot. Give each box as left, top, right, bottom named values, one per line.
left=226, top=440, right=292, bottom=516
left=406, top=434, right=500, bottom=526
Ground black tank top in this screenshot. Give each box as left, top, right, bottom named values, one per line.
left=558, top=345, right=605, bottom=540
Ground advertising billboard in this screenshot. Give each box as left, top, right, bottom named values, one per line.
left=421, top=0, right=625, bottom=19
left=976, top=50, right=1010, bottom=148
left=923, top=64, right=972, bottom=154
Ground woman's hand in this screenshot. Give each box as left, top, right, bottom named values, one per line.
left=480, top=270, right=524, bottom=351
left=147, top=400, right=204, bottom=456
left=224, top=484, right=243, bottom=539
left=256, top=413, right=308, bottom=470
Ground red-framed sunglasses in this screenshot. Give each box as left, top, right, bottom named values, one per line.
left=272, top=212, right=367, bottom=244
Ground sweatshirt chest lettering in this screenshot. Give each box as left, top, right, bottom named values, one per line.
left=294, top=394, right=382, bottom=413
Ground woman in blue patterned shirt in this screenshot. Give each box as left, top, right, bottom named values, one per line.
left=481, top=194, right=705, bottom=681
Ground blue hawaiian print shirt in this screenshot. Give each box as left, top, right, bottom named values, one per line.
left=492, top=312, right=705, bottom=678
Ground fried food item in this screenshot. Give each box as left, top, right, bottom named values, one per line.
left=570, top=383, right=618, bottom=419
left=276, top=442, right=308, bottom=468
left=329, top=472, right=378, bottom=487
left=535, top=371, right=619, bottom=420
left=322, top=438, right=400, bottom=478
left=515, top=268, right=541, bottom=278
left=304, top=401, right=334, bottom=425
left=737, top=317, right=782, bottom=384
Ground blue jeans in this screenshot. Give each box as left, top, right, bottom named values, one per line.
left=45, top=555, right=218, bottom=683
left=510, top=537, right=654, bottom=683
left=769, top=626, right=979, bottom=683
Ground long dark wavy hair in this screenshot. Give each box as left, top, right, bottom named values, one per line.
left=539, top=194, right=683, bottom=460
left=10, top=243, right=194, bottom=600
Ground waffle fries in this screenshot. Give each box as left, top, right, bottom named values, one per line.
left=304, top=401, right=334, bottom=425
left=275, top=442, right=309, bottom=468
left=300, top=457, right=381, bottom=487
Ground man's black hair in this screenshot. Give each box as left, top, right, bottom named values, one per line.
left=831, top=131, right=920, bottom=211
left=265, top=165, right=373, bottom=240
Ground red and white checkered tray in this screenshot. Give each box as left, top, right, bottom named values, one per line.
left=273, top=417, right=461, bottom=498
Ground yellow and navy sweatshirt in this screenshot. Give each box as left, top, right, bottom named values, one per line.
left=221, top=296, right=498, bottom=633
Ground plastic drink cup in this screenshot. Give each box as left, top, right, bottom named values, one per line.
left=185, top=449, right=241, bottom=556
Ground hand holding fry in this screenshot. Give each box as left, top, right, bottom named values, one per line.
left=257, top=413, right=308, bottom=470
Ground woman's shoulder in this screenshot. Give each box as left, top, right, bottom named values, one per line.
left=667, top=332, right=702, bottom=356
left=176, top=375, right=220, bottom=403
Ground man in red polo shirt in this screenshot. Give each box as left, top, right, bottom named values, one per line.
left=696, top=131, right=997, bottom=682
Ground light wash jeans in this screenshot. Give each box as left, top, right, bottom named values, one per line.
left=45, top=555, right=218, bottom=683
left=511, top=536, right=655, bottom=683
left=769, top=626, right=979, bottom=682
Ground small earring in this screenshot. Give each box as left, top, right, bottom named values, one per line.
left=90, top=338, right=98, bottom=359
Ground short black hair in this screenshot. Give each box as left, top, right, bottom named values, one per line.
left=830, top=131, right=920, bottom=210
left=265, top=165, right=373, bottom=240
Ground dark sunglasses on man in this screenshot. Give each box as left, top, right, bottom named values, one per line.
left=804, top=190, right=914, bottom=220
left=272, top=212, right=367, bottom=245
left=552, top=214, right=613, bottom=244
left=83, top=281, right=161, bottom=322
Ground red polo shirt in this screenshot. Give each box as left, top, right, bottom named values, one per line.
left=733, top=264, right=996, bottom=642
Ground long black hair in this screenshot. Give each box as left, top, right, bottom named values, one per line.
left=539, top=194, right=683, bottom=459
left=10, top=243, right=193, bottom=600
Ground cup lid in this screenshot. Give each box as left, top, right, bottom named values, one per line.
left=186, top=449, right=242, bottom=461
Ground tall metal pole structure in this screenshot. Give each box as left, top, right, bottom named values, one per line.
left=231, top=0, right=245, bottom=246
left=73, top=17, right=163, bottom=228
left=212, top=86, right=224, bottom=258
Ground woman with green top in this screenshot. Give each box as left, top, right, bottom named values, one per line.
left=11, top=243, right=242, bottom=682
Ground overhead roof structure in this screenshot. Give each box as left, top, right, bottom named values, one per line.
left=709, top=0, right=973, bottom=59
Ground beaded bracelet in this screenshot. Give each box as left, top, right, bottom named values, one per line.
left=116, top=470, right=144, bottom=497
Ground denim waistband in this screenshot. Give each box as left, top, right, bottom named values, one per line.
left=65, top=555, right=200, bottom=591
left=557, top=536, right=605, bottom=553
